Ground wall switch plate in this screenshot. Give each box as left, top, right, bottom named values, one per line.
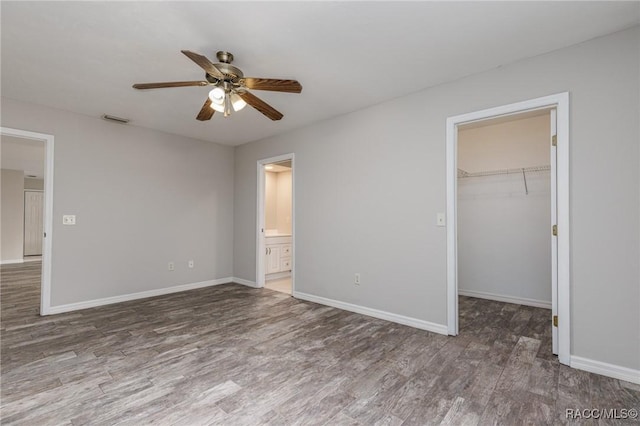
left=188, top=260, right=194, bottom=268
left=168, top=262, right=175, bottom=271
left=436, top=213, right=446, bottom=227
left=63, top=215, right=76, bottom=225
left=354, top=273, right=361, bottom=285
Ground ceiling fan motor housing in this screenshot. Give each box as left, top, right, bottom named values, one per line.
left=205, top=64, right=243, bottom=84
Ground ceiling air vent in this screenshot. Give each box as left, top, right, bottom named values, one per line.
left=101, top=114, right=130, bottom=124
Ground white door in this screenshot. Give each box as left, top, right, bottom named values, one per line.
left=550, top=109, right=558, bottom=355
left=266, top=246, right=281, bottom=274
left=24, top=191, right=44, bottom=256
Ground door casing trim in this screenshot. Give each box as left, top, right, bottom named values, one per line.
left=256, top=153, right=295, bottom=292
left=1, top=126, right=55, bottom=315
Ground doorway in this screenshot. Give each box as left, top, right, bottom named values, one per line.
left=257, top=154, right=295, bottom=295
left=0, top=127, right=54, bottom=315
left=446, top=93, right=570, bottom=365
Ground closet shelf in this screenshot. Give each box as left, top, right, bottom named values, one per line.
left=457, top=165, right=550, bottom=179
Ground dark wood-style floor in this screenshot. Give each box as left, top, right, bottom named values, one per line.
left=1, top=262, right=638, bottom=425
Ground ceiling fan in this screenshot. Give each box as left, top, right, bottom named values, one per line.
left=132, top=50, right=302, bottom=121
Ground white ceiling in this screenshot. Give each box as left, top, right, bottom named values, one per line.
left=1, top=135, right=45, bottom=178
left=2, top=2, right=638, bottom=146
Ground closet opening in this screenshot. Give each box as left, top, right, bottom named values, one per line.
left=458, top=109, right=555, bottom=353
left=256, top=154, right=294, bottom=295
left=446, top=93, right=570, bottom=365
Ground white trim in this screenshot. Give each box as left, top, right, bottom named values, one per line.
left=571, top=356, right=640, bottom=385
left=458, top=289, right=552, bottom=309
left=256, top=161, right=266, bottom=287
left=23, top=256, right=42, bottom=263
left=232, top=277, right=259, bottom=288
left=1, top=126, right=54, bottom=316
left=446, top=92, right=571, bottom=365
left=294, top=291, right=448, bottom=336
left=256, top=153, right=295, bottom=294
left=555, top=93, right=571, bottom=366
left=47, top=278, right=233, bottom=314
left=1, top=259, right=24, bottom=265
left=550, top=108, right=559, bottom=355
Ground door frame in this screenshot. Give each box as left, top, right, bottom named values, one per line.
left=256, top=153, right=295, bottom=291
left=445, top=92, right=570, bottom=365
left=1, top=126, right=55, bottom=316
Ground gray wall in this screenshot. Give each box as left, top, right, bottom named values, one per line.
left=0, top=98, right=235, bottom=306
left=1, top=169, right=25, bottom=261
left=234, top=27, right=640, bottom=370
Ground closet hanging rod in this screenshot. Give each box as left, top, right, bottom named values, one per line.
left=458, top=164, right=550, bottom=178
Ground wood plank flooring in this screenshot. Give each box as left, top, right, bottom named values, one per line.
left=1, top=262, right=638, bottom=425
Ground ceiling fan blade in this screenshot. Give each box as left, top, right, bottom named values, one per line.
left=132, top=81, right=208, bottom=89
left=238, top=91, right=283, bottom=121
left=196, top=98, right=215, bottom=121
left=240, top=78, right=302, bottom=93
left=181, top=50, right=225, bottom=80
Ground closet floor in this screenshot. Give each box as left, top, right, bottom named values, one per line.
left=1, top=263, right=638, bottom=425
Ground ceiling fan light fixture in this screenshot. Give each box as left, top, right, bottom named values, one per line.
left=230, top=92, right=247, bottom=112
left=208, top=86, right=225, bottom=103
left=210, top=101, right=225, bottom=113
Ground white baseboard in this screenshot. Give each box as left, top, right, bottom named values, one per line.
left=47, top=277, right=233, bottom=315
left=571, top=355, right=640, bottom=385
left=232, top=277, right=259, bottom=288
left=459, top=289, right=552, bottom=309
left=293, top=291, right=448, bottom=336
left=1, top=259, right=24, bottom=265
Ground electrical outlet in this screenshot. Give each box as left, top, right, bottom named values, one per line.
left=63, top=215, right=76, bottom=225
left=188, top=260, right=194, bottom=268
left=168, top=262, right=175, bottom=271
left=354, top=273, right=361, bottom=285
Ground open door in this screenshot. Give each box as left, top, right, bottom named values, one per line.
left=550, top=108, right=558, bottom=355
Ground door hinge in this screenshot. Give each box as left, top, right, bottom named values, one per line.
left=553, top=315, right=558, bottom=327
left=552, top=135, right=557, bottom=147
left=552, top=225, right=557, bottom=236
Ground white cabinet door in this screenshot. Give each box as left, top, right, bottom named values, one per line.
left=24, top=191, right=44, bottom=256
left=266, top=246, right=281, bottom=274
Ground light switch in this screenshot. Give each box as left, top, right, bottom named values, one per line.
left=63, top=215, right=76, bottom=225
left=436, top=213, right=446, bottom=227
